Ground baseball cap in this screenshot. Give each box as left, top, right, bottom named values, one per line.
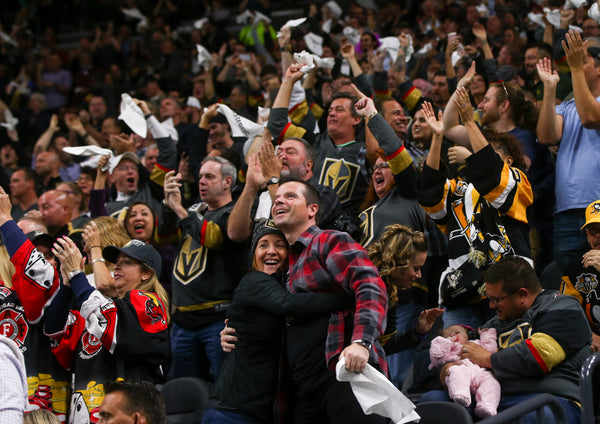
left=103, top=239, right=161, bottom=277
left=581, top=199, right=600, bottom=229
left=26, top=231, right=55, bottom=251
left=109, top=152, right=140, bottom=174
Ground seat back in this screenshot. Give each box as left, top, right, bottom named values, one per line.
left=414, top=401, right=473, bottom=424
left=478, top=393, right=568, bottom=424
left=161, top=377, right=211, bottom=424
left=580, top=351, right=600, bottom=424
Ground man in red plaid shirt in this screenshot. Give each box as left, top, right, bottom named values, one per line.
left=272, top=178, right=389, bottom=423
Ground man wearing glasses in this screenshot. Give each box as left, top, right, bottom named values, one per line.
left=422, top=256, right=591, bottom=423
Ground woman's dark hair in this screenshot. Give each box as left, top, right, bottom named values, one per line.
left=123, top=201, right=157, bottom=244
left=482, top=129, right=527, bottom=171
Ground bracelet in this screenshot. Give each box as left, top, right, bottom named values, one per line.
left=144, top=113, right=153, bottom=120
left=367, top=111, right=378, bottom=120
left=280, top=45, right=292, bottom=52
left=91, top=258, right=106, bottom=265
left=89, top=245, right=101, bottom=250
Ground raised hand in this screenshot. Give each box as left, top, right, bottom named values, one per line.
left=354, top=96, right=377, bottom=117
left=258, top=140, right=282, bottom=181
left=453, top=87, right=474, bottom=124
left=457, top=61, right=476, bottom=90
left=163, top=170, right=183, bottom=210
left=562, top=30, right=588, bottom=70
left=340, top=42, right=355, bottom=60
left=283, top=63, right=304, bottom=83
left=246, top=152, right=266, bottom=190
left=472, top=22, right=487, bottom=40
left=536, top=57, right=559, bottom=87
left=421, top=101, right=444, bottom=135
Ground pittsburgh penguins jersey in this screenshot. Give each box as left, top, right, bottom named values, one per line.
left=48, top=285, right=169, bottom=424
left=1, top=220, right=70, bottom=422
left=560, top=251, right=600, bottom=334
left=268, top=107, right=406, bottom=215
left=419, top=144, right=533, bottom=271
left=359, top=147, right=425, bottom=246
left=165, top=201, right=249, bottom=329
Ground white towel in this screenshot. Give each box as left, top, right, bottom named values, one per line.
left=336, top=357, right=420, bottom=424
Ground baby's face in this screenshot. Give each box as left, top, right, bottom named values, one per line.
left=443, top=325, right=469, bottom=345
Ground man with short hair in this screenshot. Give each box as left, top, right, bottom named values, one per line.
left=271, top=179, right=388, bottom=423
left=34, top=151, right=62, bottom=193
left=162, top=156, right=248, bottom=380
left=159, top=97, right=202, bottom=154
left=99, top=380, right=166, bottom=424
left=142, top=144, right=159, bottom=174
left=268, top=64, right=404, bottom=214
left=422, top=256, right=590, bottom=423
left=537, top=31, right=600, bottom=272
left=227, top=137, right=346, bottom=242
left=430, top=72, right=450, bottom=109
left=9, top=168, right=38, bottom=221
left=523, top=42, right=571, bottom=101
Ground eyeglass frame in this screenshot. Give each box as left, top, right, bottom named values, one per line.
left=484, top=288, right=520, bottom=305
left=370, top=161, right=390, bottom=174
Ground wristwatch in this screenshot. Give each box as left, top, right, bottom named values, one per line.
left=67, top=270, right=84, bottom=282
left=351, top=339, right=372, bottom=350
left=266, top=176, right=280, bottom=186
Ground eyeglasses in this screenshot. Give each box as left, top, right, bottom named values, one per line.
left=484, top=289, right=518, bottom=305
left=496, top=81, right=509, bottom=100
left=370, top=162, right=390, bottom=173
left=76, top=176, right=93, bottom=183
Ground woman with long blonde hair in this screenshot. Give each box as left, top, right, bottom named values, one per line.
left=44, top=237, right=169, bottom=423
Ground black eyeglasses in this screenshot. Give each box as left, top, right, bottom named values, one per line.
left=370, top=162, right=390, bottom=173
left=496, top=81, right=509, bottom=100
left=484, top=289, right=519, bottom=305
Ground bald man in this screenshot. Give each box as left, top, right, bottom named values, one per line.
left=35, top=151, right=62, bottom=193
left=38, top=189, right=85, bottom=251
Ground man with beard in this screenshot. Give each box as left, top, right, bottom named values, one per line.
left=34, top=151, right=62, bottom=193
left=194, top=104, right=244, bottom=175
left=227, top=137, right=346, bottom=243
left=430, top=72, right=451, bottom=109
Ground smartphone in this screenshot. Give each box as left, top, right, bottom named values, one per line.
left=238, top=53, right=251, bottom=61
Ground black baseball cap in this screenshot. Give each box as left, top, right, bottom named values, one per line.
left=26, top=231, right=55, bottom=251
left=103, top=239, right=161, bottom=277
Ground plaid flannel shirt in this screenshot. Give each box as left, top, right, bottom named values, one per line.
left=288, top=225, right=389, bottom=374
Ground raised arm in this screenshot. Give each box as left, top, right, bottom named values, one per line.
left=536, top=57, right=563, bottom=145
left=227, top=153, right=265, bottom=242
left=423, top=101, right=444, bottom=170
left=441, top=62, right=475, bottom=146
left=454, top=87, right=488, bottom=153
left=563, top=30, right=600, bottom=128
left=33, top=114, right=59, bottom=155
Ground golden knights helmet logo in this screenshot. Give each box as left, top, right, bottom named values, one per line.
left=358, top=205, right=376, bottom=247
left=173, top=235, right=209, bottom=284
left=318, top=158, right=359, bottom=204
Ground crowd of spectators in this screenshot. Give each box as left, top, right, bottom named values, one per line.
left=1, top=0, right=600, bottom=422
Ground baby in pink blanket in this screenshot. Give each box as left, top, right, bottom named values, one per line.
left=429, top=325, right=500, bottom=418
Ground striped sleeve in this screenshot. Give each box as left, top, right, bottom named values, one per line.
left=418, top=164, right=456, bottom=227
left=466, top=144, right=533, bottom=223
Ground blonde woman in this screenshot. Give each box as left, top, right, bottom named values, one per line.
left=82, top=217, right=131, bottom=297
left=44, top=237, right=169, bottom=423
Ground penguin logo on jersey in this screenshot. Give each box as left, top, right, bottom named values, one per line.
left=173, top=235, right=209, bottom=284
left=576, top=273, right=599, bottom=294
left=0, top=308, right=28, bottom=348
left=318, top=158, right=359, bottom=204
